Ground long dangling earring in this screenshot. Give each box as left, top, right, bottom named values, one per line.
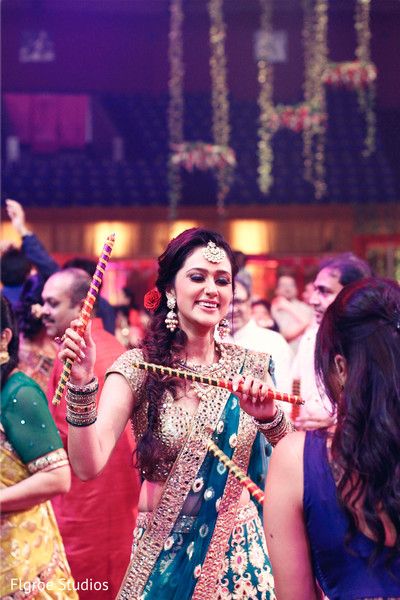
left=0, top=340, right=10, bottom=365
left=165, top=291, right=179, bottom=332
left=217, top=317, right=230, bottom=339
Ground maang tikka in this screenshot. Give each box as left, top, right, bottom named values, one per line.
left=165, top=291, right=179, bottom=332
left=202, top=241, right=226, bottom=264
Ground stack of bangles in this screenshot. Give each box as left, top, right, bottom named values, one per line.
left=253, top=407, right=295, bottom=446
left=66, top=377, right=99, bottom=427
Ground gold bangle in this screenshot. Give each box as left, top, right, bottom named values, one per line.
left=66, top=377, right=99, bottom=395
left=253, top=409, right=295, bottom=446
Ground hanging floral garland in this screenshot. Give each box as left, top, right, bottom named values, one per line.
left=167, top=0, right=184, bottom=219
left=302, top=0, right=328, bottom=200
left=355, top=0, right=376, bottom=156
left=256, top=0, right=274, bottom=195
left=323, top=1, right=375, bottom=156
left=323, top=61, right=377, bottom=88
left=168, top=0, right=234, bottom=216
left=171, top=141, right=236, bottom=171
left=268, top=102, right=326, bottom=134
left=208, top=0, right=234, bottom=215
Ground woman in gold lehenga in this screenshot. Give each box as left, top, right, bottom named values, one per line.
left=60, top=228, right=294, bottom=599
left=0, top=295, right=77, bottom=600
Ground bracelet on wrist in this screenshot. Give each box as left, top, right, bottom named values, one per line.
left=253, top=408, right=294, bottom=446
left=66, top=377, right=98, bottom=427
left=67, top=377, right=98, bottom=395
left=66, top=415, right=97, bottom=427
left=253, top=407, right=284, bottom=429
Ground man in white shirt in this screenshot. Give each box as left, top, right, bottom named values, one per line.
left=271, top=274, right=314, bottom=353
left=219, top=275, right=293, bottom=396
left=291, top=253, right=371, bottom=429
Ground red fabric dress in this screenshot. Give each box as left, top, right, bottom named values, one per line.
left=48, top=318, right=141, bottom=599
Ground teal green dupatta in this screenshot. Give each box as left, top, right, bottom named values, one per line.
left=117, top=347, right=272, bottom=600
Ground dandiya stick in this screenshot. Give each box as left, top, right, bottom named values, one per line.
left=208, top=439, right=264, bottom=506
left=131, top=360, right=304, bottom=406
left=291, top=378, right=302, bottom=421
left=52, top=233, right=116, bottom=405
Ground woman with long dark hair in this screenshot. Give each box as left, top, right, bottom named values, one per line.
left=60, top=228, right=294, bottom=599
left=0, top=295, right=77, bottom=598
left=264, top=277, right=400, bottom=599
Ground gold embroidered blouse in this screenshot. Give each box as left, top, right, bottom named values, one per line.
left=106, top=344, right=271, bottom=483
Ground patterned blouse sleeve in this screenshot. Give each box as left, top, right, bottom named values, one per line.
left=2, top=380, right=68, bottom=472
left=243, top=349, right=295, bottom=446
left=105, top=347, right=146, bottom=398
left=242, top=348, right=272, bottom=383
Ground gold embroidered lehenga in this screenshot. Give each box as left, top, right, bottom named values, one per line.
left=0, top=372, right=77, bottom=600
left=106, top=343, right=279, bottom=600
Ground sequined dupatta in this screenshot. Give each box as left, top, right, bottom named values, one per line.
left=117, top=346, right=269, bottom=600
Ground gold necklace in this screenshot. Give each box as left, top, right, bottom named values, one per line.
left=175, top=342, right=227, bottom=375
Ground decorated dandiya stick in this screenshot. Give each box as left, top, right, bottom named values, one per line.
left=131, top=360, right=304, bottom=406
left=291, top=378, right=302, bottom=421
left=52, top=233, right=116, bottom=405
left=207, top=439, right=264, bottom=506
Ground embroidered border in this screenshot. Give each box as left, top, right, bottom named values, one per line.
left=27, top=448, right=69, bottom=474
left=192, top=350, right=269, bottom=600
left=192, top=410, right=257, bottom=599
left=117, top=345, right=246, bottom=600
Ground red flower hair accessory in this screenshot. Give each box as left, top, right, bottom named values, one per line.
left=144, top=287, right=162, bottom=312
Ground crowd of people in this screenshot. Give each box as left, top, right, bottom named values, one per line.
left=1, top=200, right=399, bottom=600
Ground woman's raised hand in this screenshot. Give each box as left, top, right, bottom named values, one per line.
left=231, top=373, right=277, bottom=421
left=58, top=318, right=96, bottom=386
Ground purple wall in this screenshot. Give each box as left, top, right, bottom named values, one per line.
left=2, top=1, right=400, bottom=107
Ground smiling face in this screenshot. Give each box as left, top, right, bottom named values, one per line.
left=41, top=273, right=81, bottom=338
left=172, top=246, right=233, bottom=334
left=310, top=267, right=344, bottom=325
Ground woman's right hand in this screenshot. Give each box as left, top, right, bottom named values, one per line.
left=231, top=373, right=277, bottom=421
left=58, top=318, right=96, bottom=386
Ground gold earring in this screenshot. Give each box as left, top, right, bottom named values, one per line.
left=165, top=291, right=179, bottom=333
left=0, top=341, right=10, bottom=365
left=217, top=318, right=230, bottom=339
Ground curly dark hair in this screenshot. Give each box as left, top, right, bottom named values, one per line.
left=315, top=277, right=400, bottom=564
left=14, top=274, right=45, bottom=340
left=0, top=248, right=31, bottom=287
left=1, top=295, right=20, bottom=389
left=137, top=228, right=238, bottom=479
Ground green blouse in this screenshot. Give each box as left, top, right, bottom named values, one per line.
left=1, top=371, right=63, bottom=464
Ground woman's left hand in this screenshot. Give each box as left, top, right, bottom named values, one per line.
left=231, top=374, right=276, bottom=421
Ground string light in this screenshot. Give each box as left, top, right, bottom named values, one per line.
left=256, top=0, right=274, bottom=195
left=208, top=0, right=234, bottom=215
left=256, top=0, right=327, bottom=199
left=355, top=0, right=376, bottom=156
left=168, top=0, right=184, bottom=219
left=302, top=0, right=328, bottom=199
left=167, top=1, right=373, bottom=207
